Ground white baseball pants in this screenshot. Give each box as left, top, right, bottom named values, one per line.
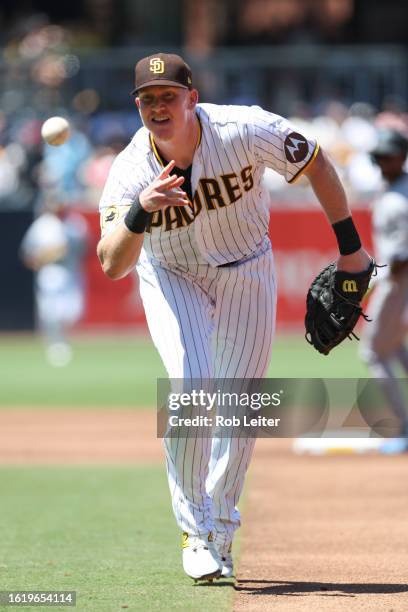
left=137, top=240, right=277, bottom=541
left=360, top=272, right=408, bottom=432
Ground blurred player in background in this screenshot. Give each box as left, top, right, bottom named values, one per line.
left=360, top=128, right=408, bottom=453
left=20, top=200, right=88, bottom=366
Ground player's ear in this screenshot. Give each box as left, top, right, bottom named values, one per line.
left=135, top=97, right=141, bottom=110
left=188, top=89, right=199, bottom=109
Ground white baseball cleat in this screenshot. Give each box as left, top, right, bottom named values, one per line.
left=182, top=532, right=222, bottom=581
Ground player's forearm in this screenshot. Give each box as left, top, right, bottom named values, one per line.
left=97, top=224, right=144, bottom=280
left=305, top=148, right=351, bottom=223
left=305, top=148, right=372, bottom=272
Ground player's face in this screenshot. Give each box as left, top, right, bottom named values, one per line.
left=136, top=86, right=198, bottom=141
left=373, top=153, right=406, bottom=182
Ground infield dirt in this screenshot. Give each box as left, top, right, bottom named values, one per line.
left=236, top=438, right=408, bottom=611
left=0, top=410, right=407, bottom=611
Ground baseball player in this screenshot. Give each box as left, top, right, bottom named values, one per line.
left=97, top=53, right=371, bottom=581
left=20, top=201, right=88, bottom=366
left=360, top=128, right=408, bottom=453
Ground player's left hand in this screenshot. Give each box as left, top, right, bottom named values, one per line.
left=304, top=256, right=375, bottom=355
left=336, top=247, right=372, bottom=273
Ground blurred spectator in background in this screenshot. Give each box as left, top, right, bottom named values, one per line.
left=340, top=102, right=381, bottom=195
left=20, top=200, right=89, bottom=366
left=225, top=0, right=355, bottom=46
left=360, top=128, right=408, bottom=453
left=40, top=120, right=93, bottom=203
left=375, top=95, right=408, bottom=136
left=0, top=114, right=44, bottom=211
left=80, top=120, right=129, bottom=206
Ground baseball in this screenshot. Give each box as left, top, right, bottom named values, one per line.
left=41, top=116, right=70, bottom=146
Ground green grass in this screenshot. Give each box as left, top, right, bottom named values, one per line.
left=0, top=466, right=235, bottom=612
left=0, top=335, right=165, bottom=408
left=0, top=334, right=374, bottom=612
left=0, top=333, right=369, bottom=408
left=269, top=333, right=370, bottom=378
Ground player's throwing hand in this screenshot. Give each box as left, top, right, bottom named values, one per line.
left=139, top=160, right=189, bottom=212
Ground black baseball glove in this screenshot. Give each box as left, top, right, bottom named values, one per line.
left=305, top=259, right=375, bottom=355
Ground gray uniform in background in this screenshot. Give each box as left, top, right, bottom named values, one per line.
left=360, top=129, right=408, bottom=449
left=20, top=208, right=88, bottom=366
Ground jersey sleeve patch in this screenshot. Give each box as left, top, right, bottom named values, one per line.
left=284, top=132, right=309, bottom=163
left=100, top=204, right=130, bottom=236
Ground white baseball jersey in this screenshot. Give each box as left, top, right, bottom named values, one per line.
left=99, top=102, right=318, bottom=544
left=20, top=212, right=87, bottom=325
left=372, top=173, right=408, bottom=273
left=99, top=103, right=318, bottom=268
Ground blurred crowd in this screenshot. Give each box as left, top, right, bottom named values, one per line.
left=0, top=13, right=139, bottom=213
left=0, top=111, right=135, bottom=213
left=265, top=97, right=408, bottom=205
left=0, top=9, right=407, bottom=214
left=1, top=95, right=407, bottom=215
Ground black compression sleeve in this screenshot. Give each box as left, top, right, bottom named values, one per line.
left=332, top=216, right=362, bottom=255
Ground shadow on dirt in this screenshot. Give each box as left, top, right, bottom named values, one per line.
left=234, top=579, right=408, bottom=597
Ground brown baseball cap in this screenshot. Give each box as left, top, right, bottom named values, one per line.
left=131, top=53, right=193, bottom=95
